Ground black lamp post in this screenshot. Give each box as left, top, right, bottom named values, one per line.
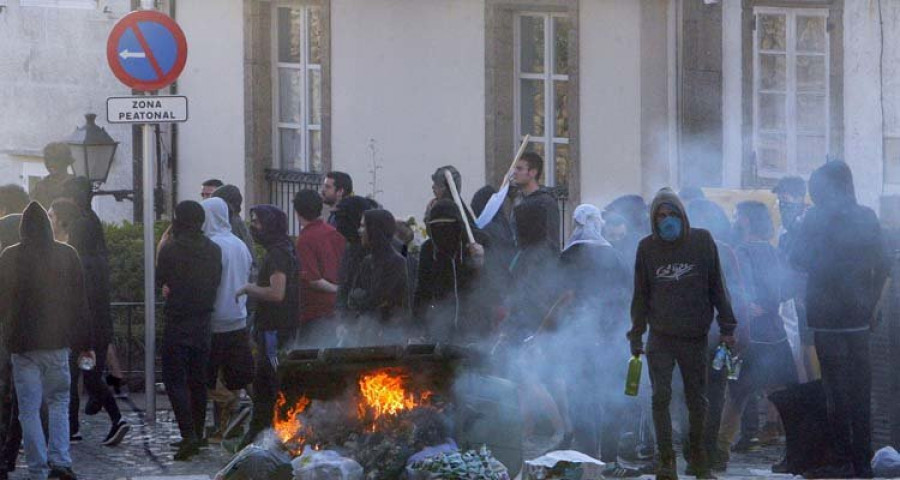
left=67, top=113, right=133, bottom=201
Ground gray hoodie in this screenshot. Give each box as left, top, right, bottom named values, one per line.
left=627, top=189, right=736, bottom=346
left=202, top=198, right=253, bottom=333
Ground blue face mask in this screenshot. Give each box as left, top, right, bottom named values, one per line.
left=658, top=216, right=682, bottom=242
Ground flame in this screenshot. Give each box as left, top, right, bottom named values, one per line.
left=273, top=392, right=310, bottom=454
left=357, top=368, right=430, bottom=423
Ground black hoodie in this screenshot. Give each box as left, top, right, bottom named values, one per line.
left=512, top=187, right=560, bottom=252
left=349, top=210, right=408, bottom=322
left=334, top=196, right=379, bottom=309
left=157, top=201, right=223, bottom=345
left=0, top=202, right=91, bottom=354
left=627, top=189, right=736, bottom=346
left=790, top=161, right=889, bottom=331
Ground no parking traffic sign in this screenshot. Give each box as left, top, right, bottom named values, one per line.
left=106, top=10, right=187, bottom=91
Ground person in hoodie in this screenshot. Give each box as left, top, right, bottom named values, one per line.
left=716, top=201, right=797, bottom=471
left=627, top=188, right=737, bottom=480
left=348, top=209, right=409, bottom=337
left=334, top=195, right=379, bottom=310
left=55, top=178, right=127, bottom=447
left=200, top=198, right=254, bottom=441
left=558, top=204, right=631, bottom=462
left=0, top=202, right=94, bottom=480
left=510, top=152, right=561, bottom=252
left=604, top=194, right=652, bottom=268
left=157, top=201, right=222, bottom=461
left=212, top=184, right=255, bottom=261
left=413, top=199, right=487, bottom=341
left=236, top=205, right=299, bottom=447
left=472, top=185, right=515, bottom=270
left=425, top=166, right=476, bottom=224
left=790, top=161, right=889, bottom=479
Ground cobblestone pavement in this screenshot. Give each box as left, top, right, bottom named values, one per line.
left=4, top=393, right=794, bottom=479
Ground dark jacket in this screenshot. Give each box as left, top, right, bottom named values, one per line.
left=560, top=243, right=631, bottom=336
left=735, top=241, right=788, bottom=343
left=0, top=203, right=92, bottom=354
left=157, top=202, right=222, bottom=345
left=791, top=161, right=889, bottom=331
left=67, top=208, right=113, bottom=348
left=334, top=196, right=379, bottom=309
left=0, top=214, right=21, bottom=251
left=628, top=189, right=737, bottom=347
left=349, top=210, right=408, bottom=322
left=513, top=187, right=560, bottom=252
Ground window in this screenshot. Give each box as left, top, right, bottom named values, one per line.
left=272, top=3, right=325, bottom=172
left=514, top=13, right=571, bottom=187
left=753, top=7, right=829, bottom=178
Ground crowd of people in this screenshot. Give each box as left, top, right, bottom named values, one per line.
left=0, top=141, right=891, bottom=480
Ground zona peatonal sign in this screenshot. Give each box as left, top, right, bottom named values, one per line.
left=107, top=95, right=188, bottom=124
left=106, top=10, right=187, bottom=92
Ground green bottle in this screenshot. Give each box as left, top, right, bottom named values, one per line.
left=625, top=355, right=642, bottom=396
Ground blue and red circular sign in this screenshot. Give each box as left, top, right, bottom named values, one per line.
left=107, top=10, right=187, bottom=92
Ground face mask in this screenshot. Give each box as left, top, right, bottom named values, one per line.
left=658, top=216, right=682, bottom=242
left=779, top=202, right=804, bottom=230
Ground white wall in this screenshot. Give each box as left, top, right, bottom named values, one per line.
left=721, top=0, right=742, bottom=188
left=843, top=0, right=884, bottom=210
left=579, top=0, right=643, bottom=208
left=175, top=0, right=245, bottom=201
left=0, top=1, right=134, bottom=221
left=330, top=0, right=485, bottom=221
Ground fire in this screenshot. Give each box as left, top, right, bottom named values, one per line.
left=273, top=392, right=310, bottom=454
left=357, top=368, right=430, bottom=422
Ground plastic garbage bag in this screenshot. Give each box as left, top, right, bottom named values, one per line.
left=406, top=445, right=510, bottom=480
left=292, top=446, right=364, bottom=480
left=215, top=444, right=293, bottom=480
left=523, top=450, right=605, bottom=480
left=872, top=446, right=900, bottom=478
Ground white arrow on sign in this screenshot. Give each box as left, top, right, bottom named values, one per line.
left=119, top=49, right=146, bottom=60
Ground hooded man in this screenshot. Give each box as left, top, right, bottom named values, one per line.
left=56, top=177, right=125, bottom=447
left=334, top=195, right=379, bottom=310
left=157, top=201, right=222, bottom=461
left=236, top=205, right=299, bottom=448
left=627, top=188, right=737, bottom=480
left=201, top=198, right=254, bottom=441
left=790, top=161, right=889, bottom=479
left=212, top=184, right=255, bottom=261
left=414, top=199, right=488, bottom=341
left=0, top=202, right=94, bottom=480
left=31, top=143, right=75, bottom=210
left=348, top=209, right=409, bottom=334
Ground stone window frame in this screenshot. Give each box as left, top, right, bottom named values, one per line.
left=244, top=0, right=331, bottom=207
left=741, top=0, right=843, bottom=187
left=486, top=0, right=579, bottom=204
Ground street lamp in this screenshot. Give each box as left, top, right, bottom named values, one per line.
left=67, top=113, right=118, bottom=185
left=67, top=113, right=132, bottom=201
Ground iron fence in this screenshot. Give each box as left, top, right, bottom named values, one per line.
left=266, top=168, right=325, bottom=236
left=110, top=301, right=164, bottom=391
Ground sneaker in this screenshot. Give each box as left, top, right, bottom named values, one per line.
left=101, top=420, right=130, bottom=447
left=731, top=436, right=760, bottom=453
left=173, top=441, right=200, bottom=461
left=48, top=465, right=78, bottom=479
left=69, top=433, right=82, bottom=444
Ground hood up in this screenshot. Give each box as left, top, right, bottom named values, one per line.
left=250, top=204, right=292, bottom=250
left=363, top=209, right=396, bottom=254
left=427, top=199, right=464, bottom=254
left=19, top=202, right=54, bottom=248
left=173, top=201, right=206, bottom=239
left=212, top=184, right=243, bottom=216
left=201, top=197, right=232, bottom=238
left=809, top=160, right=856, bottom=209
left=649, top=188, right=690, bottom=243
left=334, top=195, right=378, bottom=243
left=565, top=204, right=611, bottom=251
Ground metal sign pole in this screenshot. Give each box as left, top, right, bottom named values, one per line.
left=143, top=121, right=156, bottom=425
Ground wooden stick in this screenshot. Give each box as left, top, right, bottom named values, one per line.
left=500, top=134, right=531, bottom=190
left=444, top=169, right=476, bottom=244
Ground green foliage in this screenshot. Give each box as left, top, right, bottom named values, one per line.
left=104, top=220, right=169, bottom=302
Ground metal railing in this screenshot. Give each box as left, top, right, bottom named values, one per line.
left=266, top=168, right=325, bottom=236
left=110, top=301, right=164, bottom=390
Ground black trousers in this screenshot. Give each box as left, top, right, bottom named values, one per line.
left=162, top=341, right=209, bottom=442
left=703, top=350, right=727, bottom=458
left=242, top=329, right=286, bottom=447
left=647, top=333, right=709, bottom=466
left=69, top=346, right=121, bottom=434
left=814, top=330, right=872, bottom=474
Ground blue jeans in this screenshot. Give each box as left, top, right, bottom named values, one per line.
left=11, top=349, right=71, bottom=479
